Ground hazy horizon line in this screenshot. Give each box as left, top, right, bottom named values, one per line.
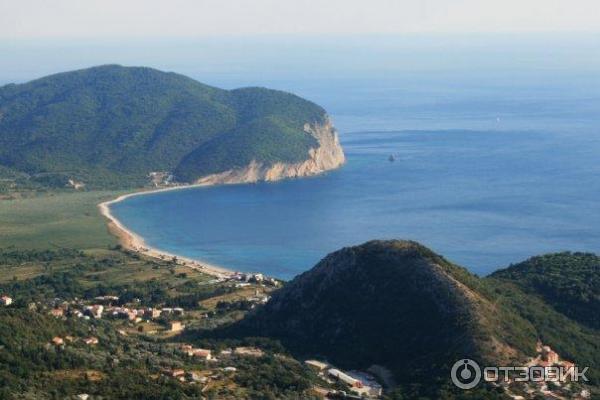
left=2, top=30, right=600, bottom=43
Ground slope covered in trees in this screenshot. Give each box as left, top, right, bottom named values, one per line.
left=233, top=240, right=600, bottom=398
left=0, top=65, right=327, bottom=188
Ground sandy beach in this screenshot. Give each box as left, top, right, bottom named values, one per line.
left=98, top=184, right=236, bottom=279
left=97, top=126, right=344, bottom=280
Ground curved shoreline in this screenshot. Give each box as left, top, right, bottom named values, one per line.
left=98, top=184, right=236, bottom=279
left=98, top=119, right=345, bottom=279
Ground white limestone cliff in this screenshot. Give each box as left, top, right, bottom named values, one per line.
left=194, top=117, right=345, bottom=186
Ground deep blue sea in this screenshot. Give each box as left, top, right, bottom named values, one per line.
left=111, top=73, right=600, bottom=279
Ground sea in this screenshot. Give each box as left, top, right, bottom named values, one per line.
left=110, top=64, right=600, bottom=280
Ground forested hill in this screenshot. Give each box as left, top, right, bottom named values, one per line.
left=233, top=240, right=600, bottom=398
left=0, top=65, right=329, bottom=189
left=490, top=252, right=600, bottom=329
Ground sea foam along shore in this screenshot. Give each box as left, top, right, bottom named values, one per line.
left=98, top=184, right=237, bottom=279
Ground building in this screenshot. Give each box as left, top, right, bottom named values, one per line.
left=186, top=371, right=205, bottom=382
left=220, top=349, right=233, bottom=357
left=231, top=273, right=245, bottom=281
left=94, top=295, right=119, bottom=304
left=266, top=277, right=279, bottom=286
left=347, top=371, right=383, bottom=397
left=180, top=344, right=212, bottom=359
left=305, top=360, right=329, bottom=371
left=234, top=347, right=264, bottom=357
left=192, top=349, right=212, bottom=360
left=83, top=337, right=99, bottom=345
left=50, top=308, right=64, bottom=317
left=0, top=296, right=12, bottom=306
left=144, top=308, right=161, bottom=319
left=168, top=369, right=185, bottom=378
left=169, top=321, right=184, bottom=333
left=84, top=304, right=104, bottom=319
left=328, top=368, right=363, bottom=388
left=173, top=307, right=184, bottom=316
left=108, top=307, right=130, bottom=320
left=51, top=337, right=64, bottom=346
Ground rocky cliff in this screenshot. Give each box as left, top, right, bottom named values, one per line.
left=194, top=117, right=345, bottom=186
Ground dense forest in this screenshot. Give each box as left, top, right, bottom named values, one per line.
left=0, top=65, right=327, bottom=189
left=233, top=240, right=600, bottom=399
left=490, top=252, right=600, bottom=329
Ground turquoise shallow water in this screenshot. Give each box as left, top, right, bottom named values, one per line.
left=112, top=122, right=600, bottom=279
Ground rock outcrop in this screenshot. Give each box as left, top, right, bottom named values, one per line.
left=194, top=117, right=345, bottom=186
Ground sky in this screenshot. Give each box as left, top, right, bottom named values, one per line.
left=0, top=0, right=599, bottom=89
left=1, top=0, right=599, bottom=40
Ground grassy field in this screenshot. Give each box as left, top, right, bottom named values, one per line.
left=0, top=190, right=125, bottom=250
left=0, top=247, right=212, bottom=289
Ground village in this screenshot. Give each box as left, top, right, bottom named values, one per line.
left=487, top=342, right=591, bottom=400
left=6, top=274, right=273, bottom=336
left=1, top=274, right=385, bottom=399
left=2, top=248, right=595, bottom=400
left=3, top=263, right=591, bottom=400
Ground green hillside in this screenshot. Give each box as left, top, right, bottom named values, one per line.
left=0, top=65, right=327, bottom=189
left=0, top=237, right=597, bottom=398
left=490, top=252, right=600, bottom=330
left=231, top=241, right=534, bottom=395
left=486, top=252, right=600, bottom=385
left=0, top=249, right=316, bottom=399
left=232, top=240, right=600, bottom=398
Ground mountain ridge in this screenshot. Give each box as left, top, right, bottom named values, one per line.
left=234, top=241, right=533, bottom=378
left=0, top=65, right=344, bottom=189
left=231, top=239, right=599, bottom=397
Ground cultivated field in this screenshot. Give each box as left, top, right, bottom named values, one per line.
left=0, top=191, right=124, bottom=250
